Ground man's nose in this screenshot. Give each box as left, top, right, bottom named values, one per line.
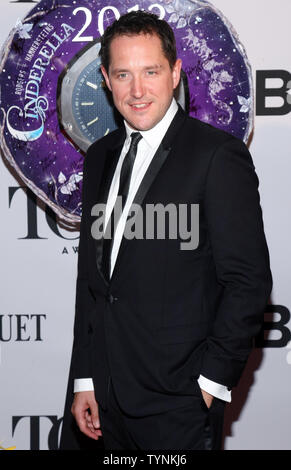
left=130, top=76, right=145, bottom=98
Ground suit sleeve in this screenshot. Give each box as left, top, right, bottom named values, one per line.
left=200, top=137, right=272, bottom=388
left=70, top=147, right=96, bottom=380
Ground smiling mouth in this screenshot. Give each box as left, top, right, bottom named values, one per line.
left=130, top=102, right=151, bottom=110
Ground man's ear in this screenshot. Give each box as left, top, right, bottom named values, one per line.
left=172, top=58, right=182, bottom=90
left=101, top=65, right=112, bottom=91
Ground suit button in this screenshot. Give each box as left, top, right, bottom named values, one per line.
left=106, top=293, right=117, bottom=304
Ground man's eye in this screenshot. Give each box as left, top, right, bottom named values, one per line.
left=147, top=70, right=157, bottom=76
left=117, top=73, right=127, bottom=79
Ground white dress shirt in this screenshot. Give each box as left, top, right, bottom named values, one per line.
left=74, top=99, right=231, bottom=403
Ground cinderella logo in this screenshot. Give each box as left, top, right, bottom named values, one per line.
left=5, top=22, right=74, bottom=142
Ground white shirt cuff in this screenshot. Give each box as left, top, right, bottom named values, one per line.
left=73, top=378, right=94, bottom=393
left=198, top=375, right=232, bottom=403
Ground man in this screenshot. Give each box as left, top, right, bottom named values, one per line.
left=61, top=11, right=272, bottom=450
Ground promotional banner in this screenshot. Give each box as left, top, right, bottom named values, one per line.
left=0, top=0, right=290, bottom=450
left=0, top=0, right=253, bottom=222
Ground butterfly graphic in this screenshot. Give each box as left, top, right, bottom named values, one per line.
left=58, top=172, right=83, bottom=195
left=237, top=95, right=251, bottom=113
left=15, top=19, right=33, bottom=39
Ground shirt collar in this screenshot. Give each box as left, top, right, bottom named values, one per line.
left=124, top=98, right=178, bottom=148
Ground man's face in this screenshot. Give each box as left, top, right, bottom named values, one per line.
left=101, top=33, right=182, bottom=131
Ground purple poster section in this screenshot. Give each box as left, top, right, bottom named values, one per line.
left=0, top=0, right=253, bottom=223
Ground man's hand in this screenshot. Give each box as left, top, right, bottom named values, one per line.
left=201, top=388, right=214, bottom=409
left=71, top=390, right=102, bottom=440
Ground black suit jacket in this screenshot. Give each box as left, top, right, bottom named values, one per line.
left=60, top=106, right=272, bottom=446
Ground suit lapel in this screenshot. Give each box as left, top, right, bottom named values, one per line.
left=95, top=128, right=125, bottom=286
left=110, top=106, right=187, bottom=283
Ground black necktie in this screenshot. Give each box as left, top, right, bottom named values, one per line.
left=102, top=132, right=142, bottom=280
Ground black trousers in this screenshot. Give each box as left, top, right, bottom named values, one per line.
left=98, top=377, right=225, bottom=450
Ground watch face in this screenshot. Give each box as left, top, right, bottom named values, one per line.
left=58, top=40, right=121, bottom=153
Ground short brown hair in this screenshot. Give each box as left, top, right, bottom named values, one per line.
left=100, top=11, right=177, bottom=72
